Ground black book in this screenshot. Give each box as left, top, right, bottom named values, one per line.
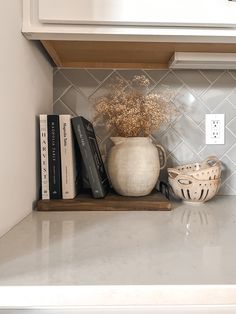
left=47, top=115, right=62, bottom=199
left=72, top=116, right=110, bottom=198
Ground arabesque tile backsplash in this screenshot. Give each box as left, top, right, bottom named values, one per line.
left=53, top=68, right=236, bottom=195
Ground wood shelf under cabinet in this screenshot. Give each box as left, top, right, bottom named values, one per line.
left=37, top=191, right=171, bottom=211
left=42, top=40, right=236, bottom=68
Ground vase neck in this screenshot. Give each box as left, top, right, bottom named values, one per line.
left=110, top=137, right=151, bottom=145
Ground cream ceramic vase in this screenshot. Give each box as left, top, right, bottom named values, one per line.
left=107, top=137, right=167, bottom=196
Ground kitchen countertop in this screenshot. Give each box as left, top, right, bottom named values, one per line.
left=1, top=196, right=236, bottom=309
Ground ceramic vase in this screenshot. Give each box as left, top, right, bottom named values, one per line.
left=107, top=137, right=166, bottom=196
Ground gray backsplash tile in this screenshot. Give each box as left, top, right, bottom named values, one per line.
left=171, top=142, right=199, bottom=164
left=53, top=68, right=236, bottom=195
left=229, top=70, right=236, bottom=80
left=61, top=86, right=92, bottom=120
left=154, top=71, right=183, bottom=93
left=224, top=172, right=236, bottom=192
left=172, top=115, right=205, bottom=153
left=156, top=127, right=182, bottom=155
left=227, top=117, right=236, bottom=137
left=88, top=71, right=125, bottom=103
left=144, top=70, right=169, bottom=84
left=53, top=71, right=71, bottom=102
left=87, top=69, right=114, bottom=82
left=61, top=69, right=99, bottom=98
left=200, top=72, right=236, bottom=111
left=213, top=99, right=236, bottom=124
left=227, top=89, right=236, bottom=107
left=173, top=70, right=210, bottom=96
left=226, top=144, right=236, bottom=164
left=218, top=182, right=236, bottom=196
left=117, top=69, right=154, bottom=86
left=173, top=86, right=210, bottom=125
left=53, top=100, right=75, bottom=116
left=199, top=129, right=236, bottom=159
left=199, top=70, right=223, bottom=84
left=220, top=155, right=236, bottom=184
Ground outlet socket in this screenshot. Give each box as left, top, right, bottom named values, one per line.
left=205, top=114, right=225, bottom=144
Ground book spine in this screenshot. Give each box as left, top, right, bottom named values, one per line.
left=39, top=115, right=50, bottom=200
left=59, top=115, right=77, bottom=199
left=47, top=115, right=62, bottom=199
left=72, top=117, right=106, bottom=198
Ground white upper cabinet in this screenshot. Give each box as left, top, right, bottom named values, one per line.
left=23, top=0, right=236, bottom=43
left=38, top=0, right=236, bottom=27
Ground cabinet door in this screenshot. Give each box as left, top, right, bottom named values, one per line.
left=38, top=0, right=236, bottom=27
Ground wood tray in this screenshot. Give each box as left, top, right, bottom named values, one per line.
left=37, top=191, right=171, bottom=211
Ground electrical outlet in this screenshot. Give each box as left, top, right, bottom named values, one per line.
left=211, top=119, right=220, bottom=138
left=205, top=114, right=225, bottom=144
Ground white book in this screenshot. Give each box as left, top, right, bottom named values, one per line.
left=59, top=115, right=78, bottom=199
left=39, top=115, right=50, bottom=200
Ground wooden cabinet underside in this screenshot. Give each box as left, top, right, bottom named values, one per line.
left=42, top=40, right=236, bottom=68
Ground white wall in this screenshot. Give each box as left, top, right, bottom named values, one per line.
left=0, top=1, right=53, bottom=237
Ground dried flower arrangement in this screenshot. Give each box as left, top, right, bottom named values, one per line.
left=94, top=75, right=177, bottom=137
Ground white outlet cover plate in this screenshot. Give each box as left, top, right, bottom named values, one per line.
left=205, top=114, right=225, bottom=145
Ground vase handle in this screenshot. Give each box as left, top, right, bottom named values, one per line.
left=155, top=144, right=167, bottom=170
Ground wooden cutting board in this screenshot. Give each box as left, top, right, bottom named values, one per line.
left=37, top=191, right=171, bottom=211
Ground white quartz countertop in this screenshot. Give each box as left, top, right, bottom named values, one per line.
left=1, top=196, right=236, bottom=309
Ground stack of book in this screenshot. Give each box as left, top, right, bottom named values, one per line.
left=39, top=115, right=110, bottom=200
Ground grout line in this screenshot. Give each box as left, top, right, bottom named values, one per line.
left=226, top=97, right=236, bottom=109
left=84, top=68, right=101, bottom=84
left=221, top=171, right=236, bottom=188
left=144, top=69, right=170, bottom=92
left=197, top=144, right=207, bottom=156
left=226, top=183, right=236, bottom=194
left=222, top=153, right=236, bottom=166
left=205, top=84, right=236, bottom=114
left=219, top=182, right=236, bottom=195
left=170, top=73, right=212, bottom=116
left=86, top=69, right=103, bottom=83
left=170, top=133, right=199, bottom=159
left=53, top=67, right=59, bottom=76
left=52, top=84, right=73, bottom=106
left=171, top=69, right=208, bottom=98
left=219, top=153, right=235, bottom=186
left=222, top=86, right=236, bottom=106
left=220, top=169, right=235, bottom=188
left=98, top=130, right=115, bottom=145
left=213, top=99, right=232, bottom=120
left=170, top=71, right=212, bottom=116
left=59, top=69, right=97, bottom=100
left=87, top=68, right=115, bottom=84
left=58, top=99, right=77, bottom=117
left=181, top=113, right=205, bottom=132
left=140, top=69, right=157, bottom=86
left=198, top=70, right=212, bottom=84
left=199, top=72, right=236, bottom=115
left=88, top=70, right=121, bottom=99
left=150, top=71, right=175, bottom=93
left=225, top=115, right=236, bottom=128
left=58, top=69, right=77, bottom=86
left=227, top=69, right=236, bottom=81
left=222, top=141, right=236, bottom=158
left=198, top=70, right=226, bottom=97
left=226, top=124, right=236, bottom=139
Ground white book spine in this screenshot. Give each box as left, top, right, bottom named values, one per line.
left=39, top=115, right=50, bottom=200
left=59, top=115, right=77, bottom=199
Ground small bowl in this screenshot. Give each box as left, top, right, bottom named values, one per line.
left=168, top=156, right=221, bottom=181
left=168, top=173, right=221, bottom=204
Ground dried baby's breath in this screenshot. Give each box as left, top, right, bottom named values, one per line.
left=94, top=75, right=177, bottom=137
